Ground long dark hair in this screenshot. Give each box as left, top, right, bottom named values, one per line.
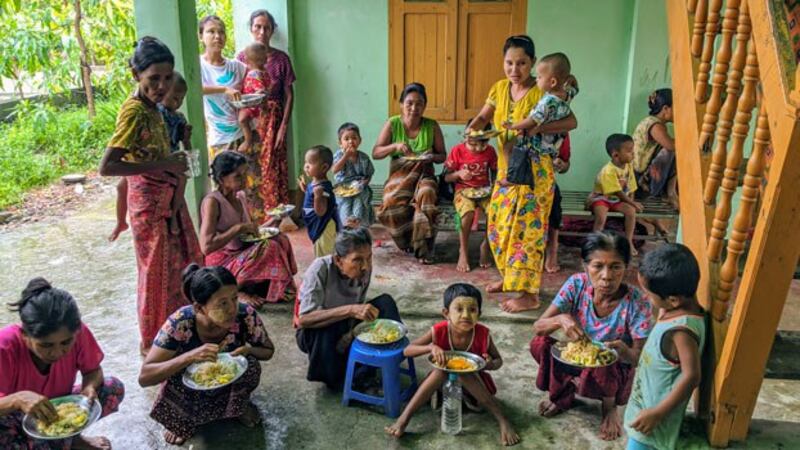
left=129, top=36, right=174, bottom=74
left=399, top=82, right=427, bottom=104
left=181, top=264, right=238, bottom=305
left=249, top=9, right=277, bottom=30
left=210, top=151, right=248, bottom=185
left=648, top=88, right=673, bottom=115
left=503, top=34, right=536, bottom=60
left=8, top=278, right=82, bottom=338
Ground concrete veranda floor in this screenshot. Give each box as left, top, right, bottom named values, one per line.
left=1, top=188, right=799, bottom=449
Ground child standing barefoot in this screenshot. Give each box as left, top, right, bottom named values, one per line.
left=237, top=42, right=269, bottom=153
left=332, top=122, right=375, bottom=227
left=109, top=72, right=192, bottom=241
left=385, top=283, right=520, bottom=446
left=298, top=145, right=339, bottom=257
left=608, top=244, right=705, bottom=450
left=587, top=134, right=643, bottom=255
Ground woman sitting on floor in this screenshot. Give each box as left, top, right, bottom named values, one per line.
left=139, top=264, right=274, bottom=445
left=529, top=231, right=652, bottom=441
left=0, top=278, right=125, bottom=450
left=200, top=151, right=298, bottom=307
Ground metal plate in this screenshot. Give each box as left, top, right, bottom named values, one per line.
left=461, top=186, right=492, bottom=199
left=231, top=93, right=265, bottom=109
left=401, top=153, right=432, bottom=162
left=266, top=204, right=295, bottom=218
left=23, top=395, right=101, bottom=440
left=182, top=353, right=248, bottom=391
left=333, top=180, right=363, bottom=198
left=429, top=350, right=487, bottom=374
left=353, top=319, right=408, bottom=345
left=551, top=341, right=618, bottom=370
left=240, top=226, right=280, bottom=243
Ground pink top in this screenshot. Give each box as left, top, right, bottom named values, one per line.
left=0, top=324, right=104, bottom=399
left=237, top=48, right=296, bottom=103
left=203, top=190, right=250, bottom=251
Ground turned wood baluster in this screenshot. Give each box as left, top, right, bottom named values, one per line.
left=698, top=0, right=739, bottom=151
left=696, top=0, right=723, bottom=102
left=707, top=41, right=758, bottom=263
left=688, top=0, right=699, bottom=13
left=692, top=0, right=708, bottom=58
left=703, top=0, right=750, bottom=206
left=713, top=103, right=769, bottom=320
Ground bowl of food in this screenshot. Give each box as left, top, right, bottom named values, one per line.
left=22, top=395, right=101, bottom=440
left=183, top=352, right=248, bottom=391
left=230, top=93, right=265, bottom=109
left=353, top=319, right=407, bottom=345
left=401, top=153, right=432, bottom=162
left=266, top=204, right=295, bottom=218
left=429, top=351, right=487, bottom=374
left=551, top=339, right=618, bottom=376
left=461, top=186, right=492, bottom=200
left=333, top=181, right=363, bottom=198
left=240, top=226, right=280, bottom=243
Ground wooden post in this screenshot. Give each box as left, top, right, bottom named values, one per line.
left=695, top=0, right=721, bottom=103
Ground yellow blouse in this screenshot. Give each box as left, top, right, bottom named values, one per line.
left=108, top=95, right=170, bottom=163
left=486, top=79, right=544, bottom=172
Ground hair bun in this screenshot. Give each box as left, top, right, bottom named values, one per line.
left=21, top=277, right=52, bottom=303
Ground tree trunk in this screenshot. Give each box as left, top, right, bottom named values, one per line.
left=73, top=0, right=94, bottom=119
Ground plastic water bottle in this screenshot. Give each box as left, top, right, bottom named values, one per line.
left=441, top=373, right=462, bottom=435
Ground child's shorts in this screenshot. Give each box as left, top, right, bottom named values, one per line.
left=313, top=220, right=337, bottom=258
left=586, top=195, right=625, bottom=212
left=626, top=437, right=656, bottom=450
left=454, top=189, right=490, bottom=219
left=549, top=184, right=562, bottom=229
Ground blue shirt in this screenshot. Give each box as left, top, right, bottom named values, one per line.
left=303, top=180, right=339, bottom=242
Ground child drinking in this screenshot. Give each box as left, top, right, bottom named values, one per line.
left=238, top=42, right=269, bottom=153
left=109, top=72, right=192, bottom=241
left=608, top=243, right=706, bottom=450
left=385, top=283, right=520, bottom=447
left=444, top=126, right=497, bottom=273
left=299, top=145, right=339, bottom=257
left=587, top=134, right=643, bottom=254
left=502, top=52, right=577, bottom=183
left=331, top=122, right=375, bottom=228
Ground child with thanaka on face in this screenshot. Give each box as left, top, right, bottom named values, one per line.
left=331, top=122, right=375, bottom=228
left=606, top=244, right=706, bottom=450
left=501, top=52, right=577, bottom=179
left=444, top=122, right=498, bottom=273
left=109, top=71, right=192, bottom=241
left=385, top=283, right=520, bottom=447
left=587, top=134, right=644, bottom=255
left=237, top=42, right=269, bottom=153
left=298, top=145, right=339, bottom=257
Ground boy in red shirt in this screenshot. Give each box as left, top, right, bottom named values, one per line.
left=444, top=130, right=498, bottom=272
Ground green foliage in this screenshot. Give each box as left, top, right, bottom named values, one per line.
left=0, top=95, right=123, bottom=208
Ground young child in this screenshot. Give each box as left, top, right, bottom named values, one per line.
left=385, top=283, right=520, bottom=447
left=299, top=145, right=339, bottom=257
left=331, top=122, right=375, bottom=228
left=444, top=125, right=497, bottom=273
left=545, top=133, right=571, bottom=273
left=502, top=52, right=577, bottom=181
left=238, top=42, right=269, bottom=153
left=587, top=134, right=644, bottom=254
left=608, top=243, right=706, bottom=450
left=109, top=72, right=192, bottom=241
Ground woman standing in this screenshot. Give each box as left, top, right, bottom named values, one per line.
left=199, top=15, right=247, bottom=158
left=469, top=35, right=576, bottom=312
left=372, top=83, right=446, bottom=264
left=237, top=9, right=297, bottom=220
left=200, top=151, right=298, bottom=307
left=140, top=265, right=274, bottom=445
left=99, top=37, right=202, bottom=354
left=632, top=88, right=677, bottom=210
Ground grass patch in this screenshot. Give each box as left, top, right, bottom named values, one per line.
left=0, top=96, right=122, bottom=209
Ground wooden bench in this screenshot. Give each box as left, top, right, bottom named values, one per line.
left=369, top=185, right=678, bottom=241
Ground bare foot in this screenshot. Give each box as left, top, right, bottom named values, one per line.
left=108, top=223, right=128, bottom=242
left=499, top=293, right=540, bottom=313
left=237, top=402, right=262, bottom=428
left=384, top=416, right=410, bottom=438
left=457, top=250, right=471, bottom=273
left=629, top=242, right=638, bottom=257
left=163, top=430, right=187, bottom=445
left=486, top=280, right=504, bottom=293
left=599, top=398, right=622, bottom=441
left=418, top=256, right=435, bottom=265
left=239, top=292, right=266, bottom=309
left=544, top=260, right=561, bottom=273
left=168, top=215, right=180, bottom=236
left=479, top=241, right=492, bottom=269
left=73, top=435, right=112, bottom=450
left=499, top=418, right=521, bottom=446
left=538, top=399, right=565, bottom=418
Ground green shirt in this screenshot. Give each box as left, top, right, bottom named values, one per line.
left=389, top=115, right=435, bottom=156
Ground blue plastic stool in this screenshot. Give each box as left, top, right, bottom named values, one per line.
left=342, top=337, right=418, bottom=418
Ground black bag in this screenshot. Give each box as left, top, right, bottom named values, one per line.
left=506, top=143, right=535, bottom=186
left=438, top=168, right=455, bottom=202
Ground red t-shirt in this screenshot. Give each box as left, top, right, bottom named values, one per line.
left=0, top=324, right=104, bottom=399
left=444, top=143, right=498, bottom=191
left=558, top=133, right=571, bottom=163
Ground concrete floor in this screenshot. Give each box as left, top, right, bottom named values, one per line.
left=1, top=188, right=799, bottom=449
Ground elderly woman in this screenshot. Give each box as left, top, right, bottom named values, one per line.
left=99, top=37, right=202, bottom=354
left=468, top=35, right=577, bottom=312
left=529, top=232, right=652, bottom=441
left=373, top=83, right=446, bottom=264
left=0, top=278, right=124, bottom=450
left=200, top=151, right=298, bottom=307
left=236, top=9, right=297, bottom=218
left=295, top=227, right=401, bottom=390
left=139, top=264, right=274, bottom=446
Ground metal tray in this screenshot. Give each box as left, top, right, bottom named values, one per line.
left=353, top=319, right=408, bottom=345
left=182, top=353, right=248, bottom=391
left=23, top=395, right=101, bottom=440
left=429, top=350, right=487, bottom=374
